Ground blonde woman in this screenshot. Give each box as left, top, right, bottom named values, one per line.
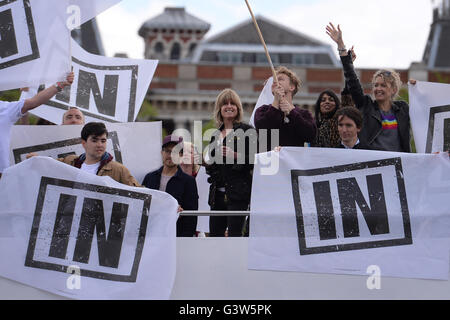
left=205, top=89, right=256, bottom=237
left=326, top=23, right=413, bottom=152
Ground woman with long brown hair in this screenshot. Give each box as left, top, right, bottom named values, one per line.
left=205, top=89, right=256, bottom=237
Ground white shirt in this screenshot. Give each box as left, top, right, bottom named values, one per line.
left=159, top=174, right=172, bottom=192
left=81, top=162, right=101, bottom=175
left=341, top=139, right=360, bottom=149
left=0, top=100, right=25, bottom=173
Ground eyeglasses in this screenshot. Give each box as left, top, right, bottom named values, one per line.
left=380, top=70, right=392, bottom=77
left=163, top=148, right=183, bottom=155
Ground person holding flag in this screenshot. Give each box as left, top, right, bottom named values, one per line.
left=0, top=72, right=74, bottom=178
left=254, top=67, right=316, bottom=148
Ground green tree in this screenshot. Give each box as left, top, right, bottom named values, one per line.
left=136, top=100, right=158, bottom=122
left=0, top=89, right=20, bottom=102
left=433, top=72, right=450, bottom=84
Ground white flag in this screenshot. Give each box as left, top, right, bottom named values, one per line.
left=249, top=77, right=273, bottom=127
left=249, top=147, right=450, bottom=280
left=0, top=0, right=123, bottom=91
left=69, top=0, right=122, bottom=27
left=20, top=39, right=158, bottom=124
left=0, top=0, right=71, bottom=90
left=0, top=156, right=178, bottom=300
left=409, top=81, right=450, bottom=153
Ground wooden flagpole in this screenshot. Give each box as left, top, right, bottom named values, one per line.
left=244, top=0, right=278, bottom=86
left=245, top=0, right=290, bottom=122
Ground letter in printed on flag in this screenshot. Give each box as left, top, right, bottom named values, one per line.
left=0, top=0, right=72, bottom=90
left=0, top=0, right=122, bottom=90
left=249, top=148, right=450, bottom=280
left=20, top=39, right=158, bottom=124
left=0, top=156, right=178, bottom=299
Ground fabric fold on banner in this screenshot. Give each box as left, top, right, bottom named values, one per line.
left=20, top=39, right=158, bottom=124
left=0, top=156, right=178, bottom=300
left=0, top=0, right=71, bottom=90
left=249, top=148, right=450, bottom=280
left=409, top=81, right=450, bottom=153
left=249, top=77, right=273, bottom=128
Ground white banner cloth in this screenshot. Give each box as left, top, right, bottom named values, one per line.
left=0, top=0, right=72, bottom=90
left=0, top=156, right=178, bottom=299
left=409, top=81, right=450, bottom=153
left=249, top=148, right=450, bottom=280
left=249, top=77, right=273, bottom=128
left=20, top=39, right=158, bottom=124
left=10, top=122, right=162, bottom=184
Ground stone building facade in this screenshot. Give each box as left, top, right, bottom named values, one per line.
left=139, top=6, right=450, bottom=134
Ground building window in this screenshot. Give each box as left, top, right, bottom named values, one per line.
left=256, top=53, right=279, bottom=65
left=293, top=53, right=314, bottom=66
left=218, top=52, right=243, bottom=64
left=154, top=42, right=164, bottom=54
left=170, top=43, right=181, bottom=60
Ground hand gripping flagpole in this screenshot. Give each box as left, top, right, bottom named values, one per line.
left=244, top=0, right=289, bottom=123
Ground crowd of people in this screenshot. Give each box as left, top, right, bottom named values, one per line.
left=0, top=23, right=427, bottom=238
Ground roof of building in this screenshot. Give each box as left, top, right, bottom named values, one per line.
left=191, top=15, right=338, bottom=66
left=138, top=7, right=211, bottom=37
left=205, top=15, right=326, bottom=46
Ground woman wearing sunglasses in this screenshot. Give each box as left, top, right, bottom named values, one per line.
left=326, top=23, right=415, bottom=153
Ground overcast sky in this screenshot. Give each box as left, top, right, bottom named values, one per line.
left=97, top=0, right=436, bottom=69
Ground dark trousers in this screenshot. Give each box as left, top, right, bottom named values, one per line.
left=209, top=191, right=248, bottom=237
left=177, top=216, right=198, bottom=237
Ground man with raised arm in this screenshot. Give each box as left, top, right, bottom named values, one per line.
left=0, top=72, right=74, bottom=178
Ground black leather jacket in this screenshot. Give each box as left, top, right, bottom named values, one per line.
left=205, top=122, right=257, bottom=207
left=341, top=55, right=411, bottom=153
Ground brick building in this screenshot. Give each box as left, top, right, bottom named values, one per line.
left=139, top=6, right=450, bottom=134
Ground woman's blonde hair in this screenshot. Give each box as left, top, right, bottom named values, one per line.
left=372, top=69, right=402, bottom=99
left=213, top=88, right=244, bottom=127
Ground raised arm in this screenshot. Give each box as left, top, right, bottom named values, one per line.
left=326, top=23, right=367, bottom=109
left=22, top=72, right=74, bottom=114
left=326, top=22, right=348, bottom=57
